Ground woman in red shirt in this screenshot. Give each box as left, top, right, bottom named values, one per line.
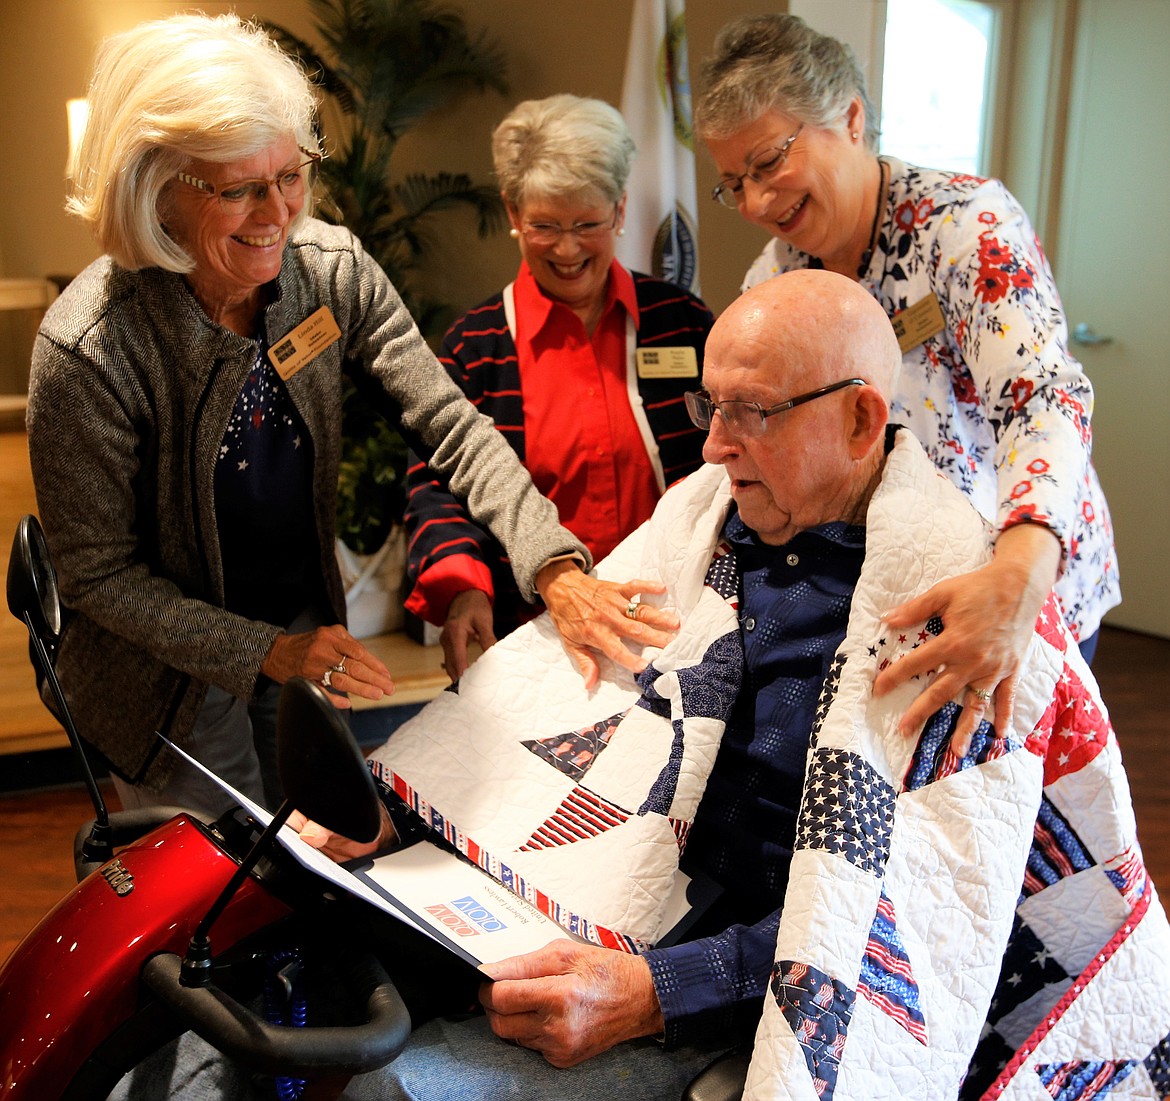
left=406, top=95, right=714, bottom=679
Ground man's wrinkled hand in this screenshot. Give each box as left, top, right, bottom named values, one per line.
left=479, top=940, right=664, bottom=1067
left=288, top=802, right=397, bottom=863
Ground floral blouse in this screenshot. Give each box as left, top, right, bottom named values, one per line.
left=742, top=158, right=1120, bottom=640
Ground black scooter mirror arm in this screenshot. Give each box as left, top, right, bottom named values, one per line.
left=22, top=612, right=113, bottom=863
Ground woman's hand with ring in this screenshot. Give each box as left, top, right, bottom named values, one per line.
left=535, top=560, right=678, bottom=690
left=262, top=624, right=395, bottom=708
left=873, top=524, right=1062, bottom=756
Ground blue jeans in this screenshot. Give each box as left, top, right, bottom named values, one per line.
left=341, top=1013, right=726, bottom=1100
left=109, top=1015, right=728, bottom=1101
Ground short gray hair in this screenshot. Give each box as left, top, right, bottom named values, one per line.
left=694, top=14, right=878, bottom=149
left=491, top=95, right=635, bottom=208
left=68, top=13, right=320, bottom=272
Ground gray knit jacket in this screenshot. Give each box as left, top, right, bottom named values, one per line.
left=27, top=218, right=587, bottom=788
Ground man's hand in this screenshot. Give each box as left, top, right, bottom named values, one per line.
left=873, top=524, right=1062, bottom=755
left=479, top=940, right=664, bottom=1068
left=288, top=802, right=397, bottom=863
left=535, top=560, right=680, bottom=690
left=441, top=589, right=497, bottom=682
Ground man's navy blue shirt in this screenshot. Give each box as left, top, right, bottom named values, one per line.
left=645, top=508, right=866, bottom=1047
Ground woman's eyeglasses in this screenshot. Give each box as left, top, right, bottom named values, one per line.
left=176, top=149, right=322, bottom=213
left=711, top=124, right=804, bottom=208
left=518, top=207, right=619, bottom=246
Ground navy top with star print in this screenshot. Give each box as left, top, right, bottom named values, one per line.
left=214, top=344, right=321, bottom=627
left=644, top=509, right=866, bottom=1047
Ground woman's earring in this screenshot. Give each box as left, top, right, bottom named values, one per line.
left=617, top=227, right=625, bottom=237
left=851, top=131, right=859, bottom=140
left=509, top=227, right=520, bottom=239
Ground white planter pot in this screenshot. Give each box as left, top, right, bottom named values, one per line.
left=336, top=526, right=407, bottom=639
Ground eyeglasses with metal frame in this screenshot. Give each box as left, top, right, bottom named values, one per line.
left=685, top=377, right=865, bottom=437
left=711, top=123, right=804, bottom=209
left=176, top=148, right=322, bottom=212
left=518, top=206, right=619, bottom=246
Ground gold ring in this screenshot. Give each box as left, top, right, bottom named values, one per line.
left=624, top=600, right=640, bottom=621
left=969, top=686, right=992, bottom=704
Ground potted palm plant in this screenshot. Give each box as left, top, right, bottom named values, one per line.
left=264, top=0, right=509, bottom=635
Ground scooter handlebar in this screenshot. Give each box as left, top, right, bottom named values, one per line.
left=142, top=947, right=412, bottom=1078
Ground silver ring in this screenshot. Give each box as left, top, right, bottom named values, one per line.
left=334, top=657, right=347, bottom=675
left=969, top=686, right=992, bottom=704
left=624, top=600, right=640, bottom=621
left=322, top=668, right=334, bottom=688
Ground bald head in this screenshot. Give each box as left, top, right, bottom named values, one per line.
left=714, top=268, right=900, bottom=401
left=700, top=269, right=899, bottom=543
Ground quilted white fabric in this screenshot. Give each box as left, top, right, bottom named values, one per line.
left=369, top=460, right=739, bottom=951
left=369, top=431, right=1170, bottom=1098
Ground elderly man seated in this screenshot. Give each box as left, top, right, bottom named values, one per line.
left=127, top=271, right=1170, bottom=1101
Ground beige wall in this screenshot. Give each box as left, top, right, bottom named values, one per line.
left=0, top=0, right=782, bottom=324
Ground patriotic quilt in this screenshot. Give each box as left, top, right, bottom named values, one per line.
left=368, top=430, right=1170, bottom=1098
left=368, top=459, right=742, bottom=951
left=743, top=432, right=1170, bottom=1100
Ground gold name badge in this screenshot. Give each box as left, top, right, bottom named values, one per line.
left=891, top=293, right=947, bottom=355
left=268, top=306, right=342, bottom=380
left=636, top=346, right=699, bottom=379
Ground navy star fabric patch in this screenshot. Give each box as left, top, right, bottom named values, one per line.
left=796, top=747, right=896, bottom=876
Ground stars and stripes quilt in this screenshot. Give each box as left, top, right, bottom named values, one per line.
left=368, top=458, right=742, bottom=952
left=368, top=430, right=1170, bottom=1098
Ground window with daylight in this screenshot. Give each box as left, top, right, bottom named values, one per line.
left=879, top=0, right=998, bottom=175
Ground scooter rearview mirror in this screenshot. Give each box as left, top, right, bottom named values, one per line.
left=276, top=677, right=382, bottom=845
left=6, top=514, right=62, bottom=643
left=7, top=516, right=112, bottom=859
left=182, top=677, right=382, bottom=986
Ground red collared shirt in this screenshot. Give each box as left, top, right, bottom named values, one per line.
left=513, top=259, right=660, bottom=564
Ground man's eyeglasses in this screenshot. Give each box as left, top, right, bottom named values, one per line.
left=176, top=148, right=321, bottom=213
left=711, top=124, right=804, bottom=209
left=519, top=207, right=618, bottom=246
left=685, top=378, right=865, bottom=437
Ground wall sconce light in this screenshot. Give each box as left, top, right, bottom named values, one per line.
left=66, top=98, right=89, bottom=180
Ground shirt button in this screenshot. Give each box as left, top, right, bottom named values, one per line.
left=786, top=554, right=800, bottom=567
left=743, top=617, right=756, bottom=631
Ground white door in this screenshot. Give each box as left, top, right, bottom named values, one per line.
left=1054, top=0, right=1170, bottom=637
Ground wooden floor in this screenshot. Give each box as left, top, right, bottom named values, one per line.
left=1, top=624, right=1167, bottom=967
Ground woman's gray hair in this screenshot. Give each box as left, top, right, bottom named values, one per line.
left=694, top=14, right=878, bottom=149
left=68, top=13, right=320, bottom=272
left=491, top=94, right=635, bottom=208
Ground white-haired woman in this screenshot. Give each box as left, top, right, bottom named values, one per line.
left=405, top=94, right=714, bottom=680
left=28, top=18, right=671, bottom=817
left=694, top=14, right=1119, bottom=750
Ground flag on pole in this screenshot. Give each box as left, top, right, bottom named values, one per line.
left=615, top=0, right=700, bottom=294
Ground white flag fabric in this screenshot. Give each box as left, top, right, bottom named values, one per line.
left=616, top=0, right=700, bottom=294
